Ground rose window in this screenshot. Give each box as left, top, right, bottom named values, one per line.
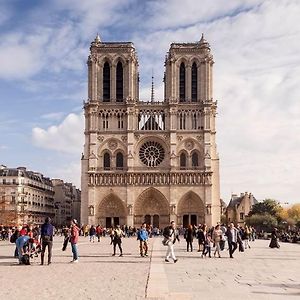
left=139, top=141, right=165, bottom=167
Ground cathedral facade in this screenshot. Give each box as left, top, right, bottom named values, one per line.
left=81, top=34, right=220, bottom=229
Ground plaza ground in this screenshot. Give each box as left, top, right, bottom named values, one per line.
left=0, top=236, right=299, bottom=300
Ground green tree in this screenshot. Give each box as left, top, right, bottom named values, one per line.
left=246, top=213, right=278, bottom=232
left=249, top=199, right=283, bottom=219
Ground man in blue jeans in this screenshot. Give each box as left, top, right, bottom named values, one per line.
left=16, top=235, right=30, bottom=264
left=70, top=219, right=79, bottom=263
left=137, top=223, right=149, bottom=257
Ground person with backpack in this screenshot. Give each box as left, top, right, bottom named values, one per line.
left=163, top=221, right=180, bottom=263
left=40, top=217, right=54, bottom=265
left=137, top=222, right=149, bottom=257
left=112, top=225, right=125, bottom=257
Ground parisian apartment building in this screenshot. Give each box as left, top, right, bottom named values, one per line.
left=0, top=165, right=81, bottom=226
left=52, top=179, right=81, bottom=227
left=0, top=165, right=55, bottom=225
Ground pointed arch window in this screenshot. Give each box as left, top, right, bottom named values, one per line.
left=116, top=152, right=124, bottom=170
left=191, top=62, right=197, bottom=102
left=103, top=62, right=110, bottom=102
left=179, top=62, right=186, bottom=102
left=192, top=152, right=199, bottom=168
left=180, top=152, right=187, bottom=169
left=103, top=152, right=111, bottom=170
left=116, top=61, right=123, bottom=102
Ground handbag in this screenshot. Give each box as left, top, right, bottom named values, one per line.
left=162, top=237, right=169, bottom=246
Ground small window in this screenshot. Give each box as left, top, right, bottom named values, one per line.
left=180, top=153, right=187, bottom=169
left=103, top=153, right=111, bottom=170
left=240, top=212, right=244, bottom=220
left=116, top=152, right=124, bottom=170
left=192, top=152, right=199, bottom=168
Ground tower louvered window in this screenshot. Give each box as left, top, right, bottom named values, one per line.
left=103, top=62, right=110, bottom=102
left=191, top=62, right=197, bottom=102
left=116, top=61, right=123, bottom=102
left=179, top=62, right=186, bottom=102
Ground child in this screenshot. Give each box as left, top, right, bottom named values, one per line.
left=201, top=233, right=213, bottom=258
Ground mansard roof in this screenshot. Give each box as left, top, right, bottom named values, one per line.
left=0, top=167, right=52, bottom=186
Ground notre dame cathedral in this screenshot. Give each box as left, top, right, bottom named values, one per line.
left=81, top=33, right=220, bottom=229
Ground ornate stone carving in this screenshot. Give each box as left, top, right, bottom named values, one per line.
left=196, top=136, right=203, bottom=141
left=121, top=136, right=127, bottom=142
left=108, top=140, right=118, bottom=150
left=185, top=140, right=194, bottom=151
left=88, top=205, right=94, bottom=216
left=177, top=135, right=183, bottom=141
left=134, top=133, right=140, bottom=140
left=97, top=135, right=104, bottom=142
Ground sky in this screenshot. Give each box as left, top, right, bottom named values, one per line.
left=0, top=0, right=299, bottom=205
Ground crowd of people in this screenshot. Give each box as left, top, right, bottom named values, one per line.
left=2, top=218, right=298, bottom=265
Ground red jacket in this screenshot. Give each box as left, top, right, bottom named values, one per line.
left=70, top=225, right=79, bottom=244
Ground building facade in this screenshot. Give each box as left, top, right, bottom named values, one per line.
left=0, top=165, right=55, bottom=225
left=52, top=179, right=81, bottom=227
left=226, top=192, right=258, bottom=225
left=81, top=34, right=220, bottom=229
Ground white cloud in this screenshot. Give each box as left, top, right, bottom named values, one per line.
left=41, top=112, right=65, bottom=121
left=32, top=113, right=84, bottom=154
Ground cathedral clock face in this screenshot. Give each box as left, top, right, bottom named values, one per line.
left=139, top=141, right=165, bottom=167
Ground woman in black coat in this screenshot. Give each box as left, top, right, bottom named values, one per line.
left=269, top=228, right=280, bottom=248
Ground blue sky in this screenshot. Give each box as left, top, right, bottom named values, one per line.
left=0, top=0, right=299, bottom=204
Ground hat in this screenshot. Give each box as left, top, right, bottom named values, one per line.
left=72, top=219, right=78, bottom=224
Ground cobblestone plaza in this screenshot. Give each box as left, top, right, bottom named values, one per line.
left=0, top=237, right=299, bottom=299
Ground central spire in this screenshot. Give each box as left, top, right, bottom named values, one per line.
left=151, top=69, right=154, bottom=103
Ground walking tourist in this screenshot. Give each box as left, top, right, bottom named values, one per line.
left=184, top=225, right=194, bottom=252
left=201, top=233, right=213, bottom=258
left=213, top=224, right=222, bottom=258
left=112, top=225, right=124, bottom=257
left=226, top=223, right=238, bottom=258
left=40, top=217, right=54, bottom=265
left=70, top=219, right=80, bottom=263
left=197, top=224, right=206, bottom=252
left=163, top=221, right=180, bottom=263
left=89, top=225, right=96, bottom=242
left=137, top=222, right=149, bottom=257
left=96, top=225, right=102, bottom=242
left=269, top=228, right=280, bottom=248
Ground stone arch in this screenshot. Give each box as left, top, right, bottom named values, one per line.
left=97, top=193, right=127, bottom=227
left=177, top=191, right=205, bottom=227
left=134, top=188, right=170, bottom=228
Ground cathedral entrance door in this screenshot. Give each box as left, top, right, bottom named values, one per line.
left=144, top=215, right=151, bottom=225
left=183, top=215, right=189, bottom=228
left=106, top=217, right=112, bottom=228
left=191, top=214, right=197, bottom=226
left=114, top=217, right=120, bottom=226
left=153, top=214, right=159, bottom=228
left=134, top=188, right=170, bottom=229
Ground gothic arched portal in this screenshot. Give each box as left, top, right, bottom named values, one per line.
left=134, top=188, right=170, bottom=229
left=97, top=194, right=127, bottom=228
left=177, top=191, right=205, bottom=228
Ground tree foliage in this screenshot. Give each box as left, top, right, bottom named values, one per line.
left=246, top=213, right=278, bottom=232
left=249, top=199, right=282, bottom=218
